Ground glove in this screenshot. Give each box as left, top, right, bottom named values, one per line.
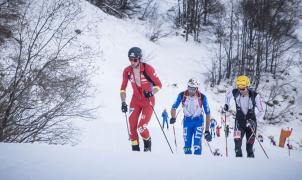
left=144, top=91, right=153, bottom=98
left=223, top=104, right=229, bottom=112
left=170, top=117, right=176, bottom=124
left=204, top=130, right=212, bottom=142
left=121, top=102, right=128, bottom=113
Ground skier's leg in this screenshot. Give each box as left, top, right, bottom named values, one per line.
left=164, top=119, right=168, bottom=130
left=138, top=105, right=153, bottom=151
left=183, top=120, right=194, bottom=154
left=193, top=122, right=203, bottom=155
left=167, top=120, right=169, bottom=130
left=234, top=126, right=245, bottom=157
left=246, top=121, right=257, bottom=158
left=129, top=104, right=142, bottom=151
left=166, top=119, right=169, bottom=130
left=143, top=137, right=152, bottom=152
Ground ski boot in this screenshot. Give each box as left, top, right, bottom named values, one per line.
left=143, top=138, right=152, bottom=152
left=131, top=140, right=140, bottom=151
left=132, top=145, right=140, bottom=151
left=235, top=149, right=243, bottom=157
left=247, top=152, right=254, bottom=158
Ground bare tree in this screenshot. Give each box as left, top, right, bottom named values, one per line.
left=0, top=0, right=94, bottom=145
left=139, top=0, right=156, bottom=20
left=87, top=0, right=145, bottom=18
left=210, top=5, right=226, bottom=86
left=143, top=2, right=171, bottom=42
left=175, top=0, right=224, bottom=41
left=239, top=0, right=299, bottom=83
left=209, top=0, right=301, bottom=124
left=202, top=0, right=224, bottom=25
left=262, top=79, right=297, bottom=124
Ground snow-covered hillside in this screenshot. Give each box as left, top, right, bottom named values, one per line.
left=0, top=0, right=302, bottom=179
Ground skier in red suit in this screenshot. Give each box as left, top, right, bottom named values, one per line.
left=120, top=47, right=162, bottom=152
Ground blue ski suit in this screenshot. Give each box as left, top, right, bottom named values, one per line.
left=161, top=110, right=169, bottom=129
left=171, top=91, right=210, bottom=155
left=210, top=119, right=217, bottom=137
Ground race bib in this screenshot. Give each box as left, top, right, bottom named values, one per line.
left=234, top=130, right=241, bottom=139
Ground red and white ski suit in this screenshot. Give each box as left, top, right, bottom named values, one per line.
left=120, top=63, right=162, bottom=144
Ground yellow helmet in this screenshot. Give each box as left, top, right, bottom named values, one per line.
left=236, top=75, right=250, bottom=88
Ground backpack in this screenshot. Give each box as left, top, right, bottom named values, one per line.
left=128, top=63, right=155, bottom=86
left=181, top=90, right=204, bottom=108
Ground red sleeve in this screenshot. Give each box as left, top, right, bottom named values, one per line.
left=145, top=64, right=162, bottom=89
left=120, top=67, right=129, bottom=92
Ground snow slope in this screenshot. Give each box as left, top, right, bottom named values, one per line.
left=0, top=0, right=302, bottom=179
left=0, top=142, right=302, bottom=180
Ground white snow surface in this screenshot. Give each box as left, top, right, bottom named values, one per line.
left=0, top=142, right=302, bottom=180
left=0, top=0, right=302, bottom=180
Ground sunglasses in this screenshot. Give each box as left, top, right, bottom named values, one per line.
left=129, top=58, right=139, bottom=62
left=239, top=88, right=247, bottom=91
left=188, top=87, right=197, bottom=91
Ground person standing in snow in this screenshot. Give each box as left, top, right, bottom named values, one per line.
left=161, top=109, right=169, bottom=130
left=210, top=118, right=217, bottom=138
left=223, top=75, right=265, bottom=158
left=268, top=136, right=276, bottom=146
left=258, top=134, right=263, bottom=143
left=216, top=125, right=221, bottom=137
left=120, top=47, right=162, bottom=152
left=170, top=78, right=212, bottom=155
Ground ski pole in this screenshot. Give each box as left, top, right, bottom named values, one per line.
left=176, top=109, right=181, bottom=118
left=224, top=113, right=228, bottom=157
left=288, top=137, right=290, bottom=157
left=173, top=125, right=178, bottom=152
left=206, top=140, right=213, bottom=156
left=172, top=109, right=181, bottom=152
left=124, top=113, right=130, bottom=140
left=146, top=97, right=174, bottom=154
left=247, top=123, right=269, bottom=159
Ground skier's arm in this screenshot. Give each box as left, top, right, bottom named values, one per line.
left=145, top=64, right=162, bottom=95
left=224, top=90, right=234, bottom=111
left=255, top=94, right=265, bottom=122
left=202, top=96, right=211, bottom=131
left=153, top=86, right=160, bottom=95
left=120, top=69, right=128, bottom=102
left=170, top=92, right=183, bottom=118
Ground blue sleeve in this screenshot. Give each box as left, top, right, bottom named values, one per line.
left=202, top=95, right=211, bottom=115
left=172, top=92, right=183, bottom=109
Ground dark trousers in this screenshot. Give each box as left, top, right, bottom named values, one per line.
left=234, top=122, right=256, bottom=157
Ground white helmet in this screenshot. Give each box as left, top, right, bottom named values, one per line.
left=187, top=78, right=199, bottom=88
